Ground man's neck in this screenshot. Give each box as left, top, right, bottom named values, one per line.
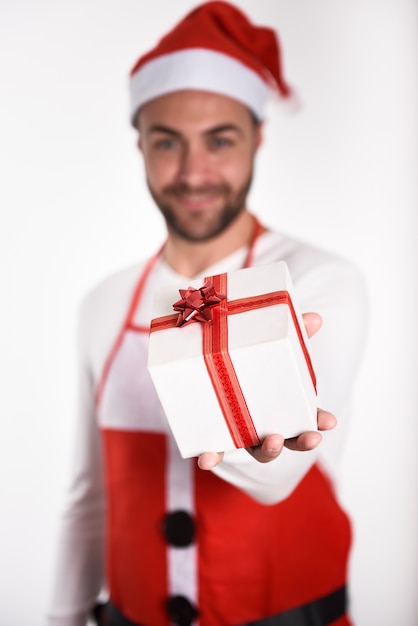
left=162, top=211, right=258, bottom=278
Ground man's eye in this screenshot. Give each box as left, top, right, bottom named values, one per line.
left=211, top=137, right=233, bottom=149
left=155, top=138, right=177, bottom=150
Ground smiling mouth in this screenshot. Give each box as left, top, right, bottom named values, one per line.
left=168, top=185, right=227, bottom=210
left=174, top=192, right=220, bottom=210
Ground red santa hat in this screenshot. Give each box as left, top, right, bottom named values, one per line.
left=129, top=1, right=293, bottom=124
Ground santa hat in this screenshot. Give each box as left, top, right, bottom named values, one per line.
left=129, top=1, right=293, bottom=124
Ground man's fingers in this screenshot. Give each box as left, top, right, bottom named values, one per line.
left=302, top=312, right=322, bottom=338
left=247, top=434, right=285, bottom=463
left=198, top=451, right=224, bottom=470
left=284, top=409, right=336, bottom=451
left=317, top=408, right=337, bottom=431
left=198, top=410, right=336, bottom=468
left=284, top=430, right=322, bottom=451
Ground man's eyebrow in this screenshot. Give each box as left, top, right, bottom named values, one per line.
left=145, top=123, right=244, bottom=137
left=205, top=124, right=244, bottom=136
left=146, top=125, right=180, bottom=136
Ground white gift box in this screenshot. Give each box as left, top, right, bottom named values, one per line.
left=147, top=261, right=317, bottom=458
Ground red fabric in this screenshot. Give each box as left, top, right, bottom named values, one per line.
left=195, top=462, right=352, bottom=625
left=130, top=1, right=291, bottom=96
left=331, top=617, right=352, bottom=626
left=103, top=430, right=169, bottom=625
left=103, top=429, right=351, bottom=626
left=100, top=223, right=351, bottom=624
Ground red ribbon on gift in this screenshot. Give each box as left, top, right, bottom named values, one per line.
left=150, top=273, right=317, bottom=449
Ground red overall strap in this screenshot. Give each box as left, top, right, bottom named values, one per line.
left=243, top=214, right=264, bottom=269
left=95, top=215, right=263, bottom=408
left=94, top=247, right=162, bottom=407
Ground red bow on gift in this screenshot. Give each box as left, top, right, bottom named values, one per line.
left=173, top=280, right=226, bottom=327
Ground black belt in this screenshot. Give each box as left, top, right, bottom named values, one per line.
left=92, top=584, right=347, bottom=626
left=243, top=585, right=347, bottom=626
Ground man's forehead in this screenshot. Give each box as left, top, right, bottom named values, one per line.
left=136, top=89, right=254, bottom=130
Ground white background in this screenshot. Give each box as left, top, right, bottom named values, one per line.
left=0, top=1, right=417, bottom=624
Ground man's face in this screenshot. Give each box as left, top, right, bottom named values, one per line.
left=137, top=90, right=262, bottom=242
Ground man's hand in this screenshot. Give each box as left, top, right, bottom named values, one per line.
left=198, top=312, right=336, bottom=471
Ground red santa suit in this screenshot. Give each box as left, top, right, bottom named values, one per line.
left=47, top=227, right=367, bottom=626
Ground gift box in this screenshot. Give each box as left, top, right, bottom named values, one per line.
left=147, top=261, right=317, bottom=458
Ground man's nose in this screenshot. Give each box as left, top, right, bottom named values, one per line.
left=178, top=145, right=210, bottom=186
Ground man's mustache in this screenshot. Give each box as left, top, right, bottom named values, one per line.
left=162, top=183, right=229, bottom=196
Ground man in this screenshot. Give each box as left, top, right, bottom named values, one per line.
left=48, top=3, right=367, bottom=625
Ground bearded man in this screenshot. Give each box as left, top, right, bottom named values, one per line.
left=48, top=3, right=367, bottom=625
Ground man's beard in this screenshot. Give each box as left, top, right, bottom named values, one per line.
left=147, top=175, right=253, bottom=243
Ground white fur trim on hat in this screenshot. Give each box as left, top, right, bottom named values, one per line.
left=130, top=48, right=271, bottom=124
